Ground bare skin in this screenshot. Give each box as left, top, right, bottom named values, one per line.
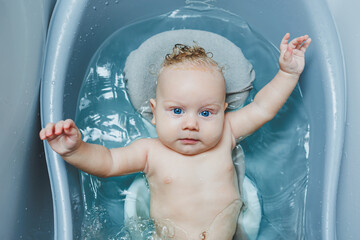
left=40, top=33, right=311, bottom=239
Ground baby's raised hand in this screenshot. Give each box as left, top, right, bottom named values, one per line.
left=279, top=33, right=311, bottom=76
left=39, top=119, right=82, bottom=156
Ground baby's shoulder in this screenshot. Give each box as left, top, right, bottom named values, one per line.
left=132, top=137, right=164, bottom=151
left=133, top=137, right=157, bottom=147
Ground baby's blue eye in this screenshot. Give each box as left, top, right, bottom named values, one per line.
left=200, top=110, right=211, bottom=117
left=172, top=108, right=183, bottom=115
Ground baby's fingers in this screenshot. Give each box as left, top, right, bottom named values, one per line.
left=280, top=33, right=290, bottom=52
left=300, top=38, right=312, bottom=52
left=63, top=119, right=76, bottom=133
left=290, top=35, right=309, bottom=49
left=55, top=120, right=65, bottom=135
left=39, top=128, right=47, bottom=140
left=39, top=122, right=56, bottom=140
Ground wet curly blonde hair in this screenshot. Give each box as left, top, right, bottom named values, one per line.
left=162, top=43, right=223, bottom=73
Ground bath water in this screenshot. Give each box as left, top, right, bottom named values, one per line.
left=75, top=2, right=309, bottom=239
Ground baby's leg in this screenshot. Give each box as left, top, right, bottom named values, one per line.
left=205, top=199, right=242, bottom=240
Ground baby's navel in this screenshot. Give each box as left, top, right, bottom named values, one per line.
left=163, top=176, right=172, bottom=184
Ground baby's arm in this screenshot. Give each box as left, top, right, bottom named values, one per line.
left=39, top=119, right=149, bottom=177
left=226, top=33, right=311, bottom=139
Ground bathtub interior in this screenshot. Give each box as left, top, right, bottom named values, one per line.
left=41, top=0, right=344, bottom=239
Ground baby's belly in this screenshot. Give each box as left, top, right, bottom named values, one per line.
left=150, top=173, right=240, bottom=239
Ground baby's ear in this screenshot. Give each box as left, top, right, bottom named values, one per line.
left=150, top=99, right=156, bottom=125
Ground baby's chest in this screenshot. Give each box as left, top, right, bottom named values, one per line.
left=148, top=151, right=236, bottom=192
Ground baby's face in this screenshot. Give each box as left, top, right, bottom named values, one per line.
left=150, top=63, right=228, bottom=155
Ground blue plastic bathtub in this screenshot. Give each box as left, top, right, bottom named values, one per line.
left=36, top=0, right=347, bottom=239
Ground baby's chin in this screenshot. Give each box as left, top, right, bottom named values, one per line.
left=165, top=140, right=214, bottom=156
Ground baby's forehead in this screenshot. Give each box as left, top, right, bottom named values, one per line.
left=157, top=63, right=224, bottom=88
left=156, top=63, right=226, bottom=101
left=161, top=60, right=224, bottom=78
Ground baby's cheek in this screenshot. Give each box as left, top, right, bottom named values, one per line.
left=204, top=125, right=223, bottom=145
left=157, top=118, right=173, bottom=133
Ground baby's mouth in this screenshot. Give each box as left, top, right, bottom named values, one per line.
left=179, top=138, right=199, bottom=145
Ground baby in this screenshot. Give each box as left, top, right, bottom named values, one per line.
left=40, top=33, right=311, bottom=240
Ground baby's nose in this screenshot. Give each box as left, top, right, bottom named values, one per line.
left=182, top=114, right=199, bottom=131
